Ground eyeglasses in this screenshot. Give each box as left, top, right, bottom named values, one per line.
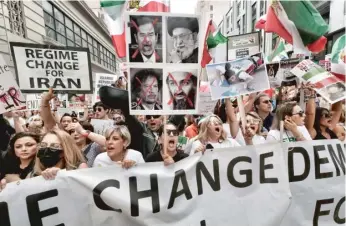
left=246, top=119, right=261, bottom=124
left=96, top=107, right=103, bottom=112
left=37, top=147, right=63, bottom=158
left=172, top=32, right=192, bottom=42
left=193, top=115, right=200, bottom=118
left=38, top=142, right=62, bottom=150
left=292, top=111, right=305, bottom=117
left=145, top=115, right=161, bottom=120
left=166, top=129, right=179, bottom=136
left=262, top=100, right=273, bottom=104
left=321, top=112, right=332, bottom=118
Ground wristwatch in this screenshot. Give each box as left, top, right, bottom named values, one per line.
left=82, top=130, right=91, bottom=138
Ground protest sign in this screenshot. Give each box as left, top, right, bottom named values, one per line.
left=0, top=54, right=26, bottom=114
left=280, top=140, right=345, bottom=226
left=68, top=94, right=85, bottom=108
left=197, top=81, right=218, bottom=114
left=291, top=60, right=346, bottom=104
left=206, top=53, right=269, bottom=100
left=125, top=12, right=200, bottom=115
left=90, top=119, right=114, bottom=136
left=10, top=42, right=93, bottom=93
left=93, top=73, right=117, bottom=103
left=25, top=94, right=54, bottom=110
left=227, top=32, right=260, bottom=61
left=0, top=140, right=344, bottom=226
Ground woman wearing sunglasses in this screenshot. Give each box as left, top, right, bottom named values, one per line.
left=33, top=129, right=88, bottom=179
left=1, top=132, right=39, bottom=182
left=93, top=125, right=144, bottom=168
left=189, top=114, right=240, bottom=155
left=305, top=85, right=342, bottom=140
left=0, top=129, right=87, bottom=190
left=146, top=123, right=188, bottom=164
left=266, top=103, right=311, bottom=142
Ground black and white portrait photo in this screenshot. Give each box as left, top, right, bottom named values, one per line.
left=166, top=16, right=199, bottom=64
left=128, top=15, right=162, bottom=63
left=130, top=68, right=163, bottom=111
left=164, top=70, right=198, bottom=110
left=319, top=82, right=346, bottom=103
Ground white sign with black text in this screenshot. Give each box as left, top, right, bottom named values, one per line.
left=0, top=54, right=26, bottom=114
left=10, top=42, right=93, bottom=93
left=0, top=140, right=343, bottom=226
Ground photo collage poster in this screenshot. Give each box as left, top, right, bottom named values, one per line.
left=125, top=12, right=201, bottom=115
left=206, top=52, right=270, bottom=100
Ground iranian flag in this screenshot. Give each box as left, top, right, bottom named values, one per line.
left=330, top=34, right=346, bottom=81
left=255, top=0, right=329, bottom=54
left=267, top=38, right=288, bottom=62
left=138, top=0, right=170, bottom=12
left=101, top=0, right=127, bottom=58
left=202, top=20, right=228, bottom=68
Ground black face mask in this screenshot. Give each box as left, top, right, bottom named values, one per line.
left=37, top=147, right=63, bottom=168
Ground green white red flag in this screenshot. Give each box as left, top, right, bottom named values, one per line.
left=330, top=34, right=346, bottom=81
left=255, top=0, right=329, bottom=54
left=267, top=38, right=288, bottom=62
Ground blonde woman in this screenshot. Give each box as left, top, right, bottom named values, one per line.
left=189, top=114, right=240, bottom=156
left=34, top=129, right=88, bottom=179
left=93, top=125, right=144, bottom=168
left=0, top=129, right=87, bottom=190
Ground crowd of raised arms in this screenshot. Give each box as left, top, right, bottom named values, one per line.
left=0, top=82, right=345, bottom=191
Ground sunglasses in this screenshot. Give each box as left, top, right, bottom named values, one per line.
left=193, top=115, right=200, bottom=118
left=96, top=107, right=103, bottom=112
left=262, top=100, right=273, bottom=104
left=145, top=115, right=161, bottom=120
left=321, top=112, right=332, bottom=118
left=166, top=129, right=179, bottom=136
left=292, top=110, right=305, bottom=117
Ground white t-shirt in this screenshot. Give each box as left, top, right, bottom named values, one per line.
left=266, top=126, right=312, bottom=143
left=92, top=149, right=145, bottom=167
left=222, top=123, right=266, bottom=146
left=189, top=138, right=240, bottom=156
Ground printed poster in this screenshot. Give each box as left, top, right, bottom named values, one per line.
left=206, top=53, right=269, bottom=100
left=0, top=54, right=26, bottom=114
left=291, top=59, right=346, bottom=104
left=10, top=42, right=93, bottom=93
left=93, top=73, right=117, bottom=103
left=125, top=12, right=201, bottom=115
left=227, top=32, right=260, bottom=61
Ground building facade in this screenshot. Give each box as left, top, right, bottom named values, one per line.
left=213, top=0, right=345, bottom=59
left=0, top=0, right=120, bottom=84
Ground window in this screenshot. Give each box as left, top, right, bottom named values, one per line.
left=226, top=16, right=230, bottom=30
left=237, top=20, right=240, bottom=33
left=252, top=3, right=257, bottom=32
left=237, top=2, right=241, bottom=16
left=210, top=5, right=213, bottom=11
left=242, top=15, right=246, bottom=34
left=7, top=1, right=26, bottom=37
left=210, top=14, right=213, bottom=19
left=260, top=0, right=264, bottom=16
left=42, top=1, right=116, bottom=72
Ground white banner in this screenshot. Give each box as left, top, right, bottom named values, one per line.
left=93, top=73, right=117, bottom=104
left=10, top=42, right=93, bottom=93
left=0, top=54, right=26, bottom=114
left=227, top=32, right=260, bottom=61
left=0, top=140, right=344, bottom=226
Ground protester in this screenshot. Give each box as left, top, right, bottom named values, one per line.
left=189, top=114, right=240, bottom=155
left=0, top=132, right=39, bottom=181
left=146, top=123, right=188, bottom=164
left=266, top=102, right=311, bottom=142
left=66, top=122, right=102, bottom=167
left=185, top=115, right=199, bottom=138
left=93, top=125, right=144, bottom=168
left=93, top=102, right=111, bottom=120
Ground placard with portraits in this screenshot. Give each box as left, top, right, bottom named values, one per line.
left=125, top=12, right=201, bottom=115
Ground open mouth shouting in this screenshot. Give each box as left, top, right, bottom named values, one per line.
left=167, top=138, right=176, bottom=150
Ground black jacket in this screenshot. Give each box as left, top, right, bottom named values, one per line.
left=182, top=48, right=199, bottom=64
left=99, top=87, right=160, bottom=158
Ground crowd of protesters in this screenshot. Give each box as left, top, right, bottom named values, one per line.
left=0, top=80, right=345, bottom=191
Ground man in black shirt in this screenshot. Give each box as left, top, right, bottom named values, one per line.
left=146, top=123, right=188, bottom=163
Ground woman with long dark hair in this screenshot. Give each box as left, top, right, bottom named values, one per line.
left=1, top=132, right=40, bottom=182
